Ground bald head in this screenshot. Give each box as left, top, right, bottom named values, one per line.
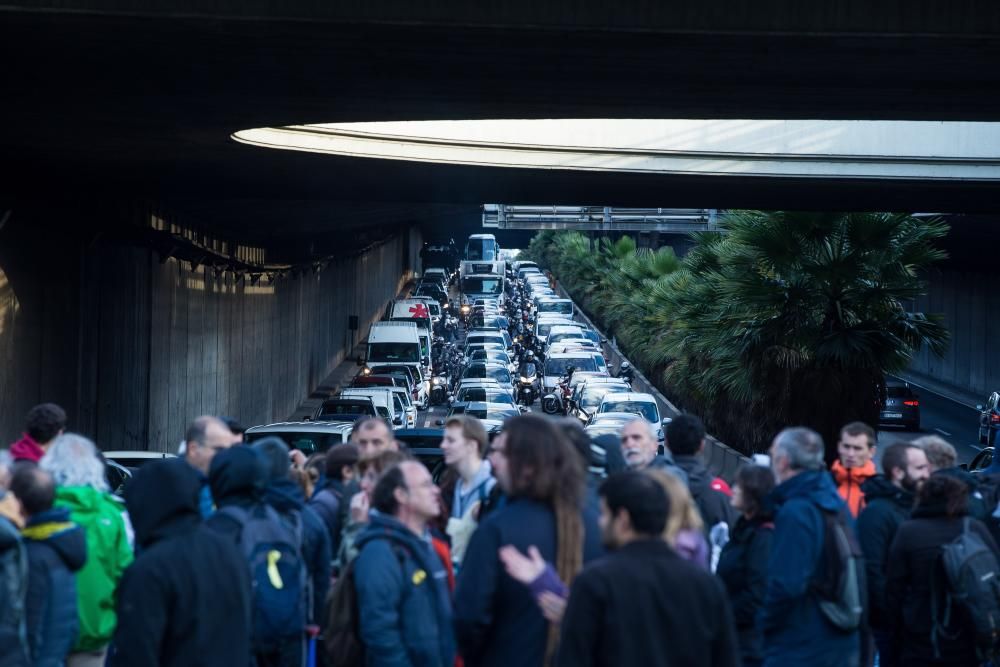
left=185, top=415, right=236, bottom=474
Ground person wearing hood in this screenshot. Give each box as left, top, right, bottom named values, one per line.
left=40, top=435, right=133, bottom=667
left=9, top=404, right=66, bottom=464
left=761, top=427, right=859, bottom=667
left=856, top=442, right=929, bottom=667
left=353, top=460, right=456, bottom=667
left=252, top=438, right=332, bottom=632
left=830, top=422, right=878, bottom=518
left=665, top=415, right=735, bottom=533
left=110, top=458, right=252, bottom=667
left=0, top=452, right=29, bottom=667
left=620, top=418, right=687, bottom=484
left=10, top=464, right=87, bottom=667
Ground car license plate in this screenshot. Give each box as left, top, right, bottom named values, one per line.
left=882, top=412, right=902, bottom=419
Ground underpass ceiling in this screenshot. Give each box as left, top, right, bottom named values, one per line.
left=1, top=8, right=1000, bottom=250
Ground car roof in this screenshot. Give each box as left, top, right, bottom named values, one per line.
left=600, top=392, right=656, bottom=402
left=547, top=352, right=596, bottom=360
left=589, top=411, right=644, bottom=422
left=103, top=451, right=177, bottom=459
left=245, top=421, right=355, bottom=433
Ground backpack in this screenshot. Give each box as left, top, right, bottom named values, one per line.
left=219, top=504, right=308, bottom=650
left=324, top=540, right=409, bottom=667
left=974, top=473, right=1000, bottom=546
left=813, top=507, right=865, bottom=632
left=931, top=517, right=1000, bottom=660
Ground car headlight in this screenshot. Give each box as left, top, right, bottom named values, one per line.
left=361, top=367, right=372, bottom=375
left=443, top=303, right=449, bottom=308
left=520, top=376, right=533, bottom=383
left=432, top=377, right=444, bottom=385
left=460, top=305, right=471, bottom=313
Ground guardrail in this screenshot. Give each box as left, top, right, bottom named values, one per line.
left=484, top=205, right=719, bottom=232
left=556, top=285, right=750, bottom=481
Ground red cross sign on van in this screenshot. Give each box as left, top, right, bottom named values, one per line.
left=408, top=303, right=429, bottom=318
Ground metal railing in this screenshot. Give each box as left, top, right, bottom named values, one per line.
left=482, top=204, right=719, bottom=232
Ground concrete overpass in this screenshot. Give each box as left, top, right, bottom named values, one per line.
left=3, top=1, right=1000, bottom=446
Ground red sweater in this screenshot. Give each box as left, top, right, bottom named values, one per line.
left=10, top=435, right=44, bottom=462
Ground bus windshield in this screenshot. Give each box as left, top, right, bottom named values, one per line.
left=462, top=277, right=503, bottom=295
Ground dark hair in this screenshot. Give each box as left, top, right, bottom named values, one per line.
left=351, top=416, right=393, bottom=439
left=250, top=437, right=290, bottom=481
left=324, top=443, right=358, bottom=480
left=881, top=442, right=915, bottom=478
left=599, top=471, right=670, bottom=536
left=841, top=421, right=876, bottom=449
left=219, top=416, right=245, bottom=435
left=665, top=414, right=705, bottom=456
left=25, top=403, right=67, bottom=443
left=10, top=463, right=55, bottom=516
left=735, top=465, right=776, bottom=518
left=371, top=464, right=408, bottom=515
left=917, top=474, right=969, bottom=517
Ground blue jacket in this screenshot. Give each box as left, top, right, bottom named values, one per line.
left=353, top=513, right=455, bottom=667
left=22, top=508, right=87, bottom=667
left=454, top=497, right=603, bottom=667
left=0, top=512, right=29, bottom=667
left=761, top=470, right=859, bottom=667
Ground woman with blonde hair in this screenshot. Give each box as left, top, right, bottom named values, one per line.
left=649, top=469, right=709, bottom=569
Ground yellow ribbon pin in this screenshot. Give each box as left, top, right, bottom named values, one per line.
left=412, top=569, right=427, bottom=586
left=267, top=550, right=284, bottom=589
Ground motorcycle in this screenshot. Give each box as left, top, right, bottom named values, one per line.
left=517, top=365, right=540, bottom=406
left=429, top=376, right=449, bottom=406
left=541, top=374, right=573, bottom=415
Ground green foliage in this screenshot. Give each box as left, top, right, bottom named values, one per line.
left=521, top=212, right=949, bottom=456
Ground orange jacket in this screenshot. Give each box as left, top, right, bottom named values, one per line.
left=830, top=459, right=877, bottom=517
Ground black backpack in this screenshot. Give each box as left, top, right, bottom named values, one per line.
left=931, top=517, right=1000, bottom=660
left=324, top=540, right=409, bottom=667
left=812, top=507, right=866, bottom=632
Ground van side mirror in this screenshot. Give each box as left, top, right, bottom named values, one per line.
left=661, top=418, right=672, bottom=427
left=393, top=416, right=403, bottom=426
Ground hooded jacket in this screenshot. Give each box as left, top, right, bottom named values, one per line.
left=261, top=478, right=332, bottom=627
left=0, top=510, right=29, bottom=667
left=886, top=500, right=999, bottom=665
left=761, top=470, right=860, bottom=667
left=674, top=455, right=736, bottom=532
left=205, top=446, right=268, bottom=541
left=110, top=459, right=252, bottom=667
left=53, top=486, right=133, bottom=652
left=647, top=452, right=688, bottom=485
left=22, top=507, right=87, bottom=667
left=830, top=459, right=877, bottom=517
left=716, top=515, right=773, bottom=664
left=309, top=477, right=347, bottom=553
left=353, top=513, right=456, bottom=667
left=855, top=475, right=914, bottom=630
left=9, top=436, right=44, bottom=463
left=454, top=497, right=604, bottom=667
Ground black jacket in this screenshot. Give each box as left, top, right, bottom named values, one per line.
left=715, top=515, right=773, bottom=663
left=0, top=513, right=28, bottom=667
left=886, top=501, right=1000, bottom=666
left=308, top=478, right=346, bottom=554
left=556, top=539, right=739, bottom=667
left=261, top=478, right=332, bottom=627
left=856, top=475, right=914, bottom=630
left=111, top=459, right=253, bottom=667
left=454, top=497, right=603, bottom=667
left=22, top=507, right=86, bottom=667
left=674, top=455, right=736, bottom=532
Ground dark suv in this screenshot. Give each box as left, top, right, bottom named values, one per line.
left=879, top=381, right=920, bottom=430
left=978, top=392, right=1000, bottom=445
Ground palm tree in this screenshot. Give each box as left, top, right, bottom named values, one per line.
left=659, top=211, right=949, bottom=455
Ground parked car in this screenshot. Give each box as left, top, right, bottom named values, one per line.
left=103, top=451, right=176, bottom=495
left=879, top=381, right=921, bottom=430
left=980, top=391, right=1000, bottom=445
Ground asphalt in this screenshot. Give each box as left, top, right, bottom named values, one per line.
left=876, top=375, right=985, bottom=465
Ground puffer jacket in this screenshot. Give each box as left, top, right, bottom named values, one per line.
left=761, top=470, right=860, bottom=667
left=0, top=509, right=29, bottom=667
left=830, top=460, right=876, bottom=517
left=22, top=507, right=87, bottom=667
left=353, top=513, right=456, bottom=667
left=855, top=475, right=914, bottom=630
left=54, top=486, right=133, bottom=652
left=674, top=455, right=736, bottom=532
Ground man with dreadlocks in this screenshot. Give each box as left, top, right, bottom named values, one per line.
left=453, top=414, right=603, bottom=667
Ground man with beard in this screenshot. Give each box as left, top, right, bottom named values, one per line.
left=856, top=442, right=930, bottom=667
left=555, top=470, right=738, bottom=667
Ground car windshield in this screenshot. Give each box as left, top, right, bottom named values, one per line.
left=545, top=357, right=598, bottom=376
left=581, top=385, right=621, bottom=408
left=465, top=408, right=519, bottom=421
left=537, top=321, right=573, bottom=337
left=457, top=388, right=514, bottom=405
left=244, top=431, right=345, bottom=454
left=368, top=342, right=419, bottom=363
left=549, top=331, right=586, bottom=345
left=538, top=301, right=572, bottom=315
left=317, top=402, right=375, bottom=419
left=886, top=386, right=915, bottom=398
left=369, top=366, right=416, bottom=384
left=462, top=278, right=504, bottom=294
left=471, top=351, right=510, bottom=364
left=600, top=401, right=658, bottom=423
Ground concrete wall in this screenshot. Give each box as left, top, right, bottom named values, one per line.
left=908, top=268, right=997, bottom=400
left=0, top=214, right=416, bottom=451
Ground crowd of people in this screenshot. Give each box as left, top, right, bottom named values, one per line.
left=3, top=402, right=1000, bottom=667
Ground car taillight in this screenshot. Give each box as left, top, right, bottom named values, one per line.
left=903, top=400, right=919, bottom=407
left=992, top=413, right=1000, bottom=424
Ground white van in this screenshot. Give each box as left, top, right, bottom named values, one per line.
left=367, top=321, right=429, bottom=405
left=339, top=388, right=398, bottom=426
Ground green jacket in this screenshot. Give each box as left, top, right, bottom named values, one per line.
left=54, top=486, right=133, bottom=652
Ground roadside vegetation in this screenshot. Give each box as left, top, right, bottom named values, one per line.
left=522, top=211, right=950, bottom=456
